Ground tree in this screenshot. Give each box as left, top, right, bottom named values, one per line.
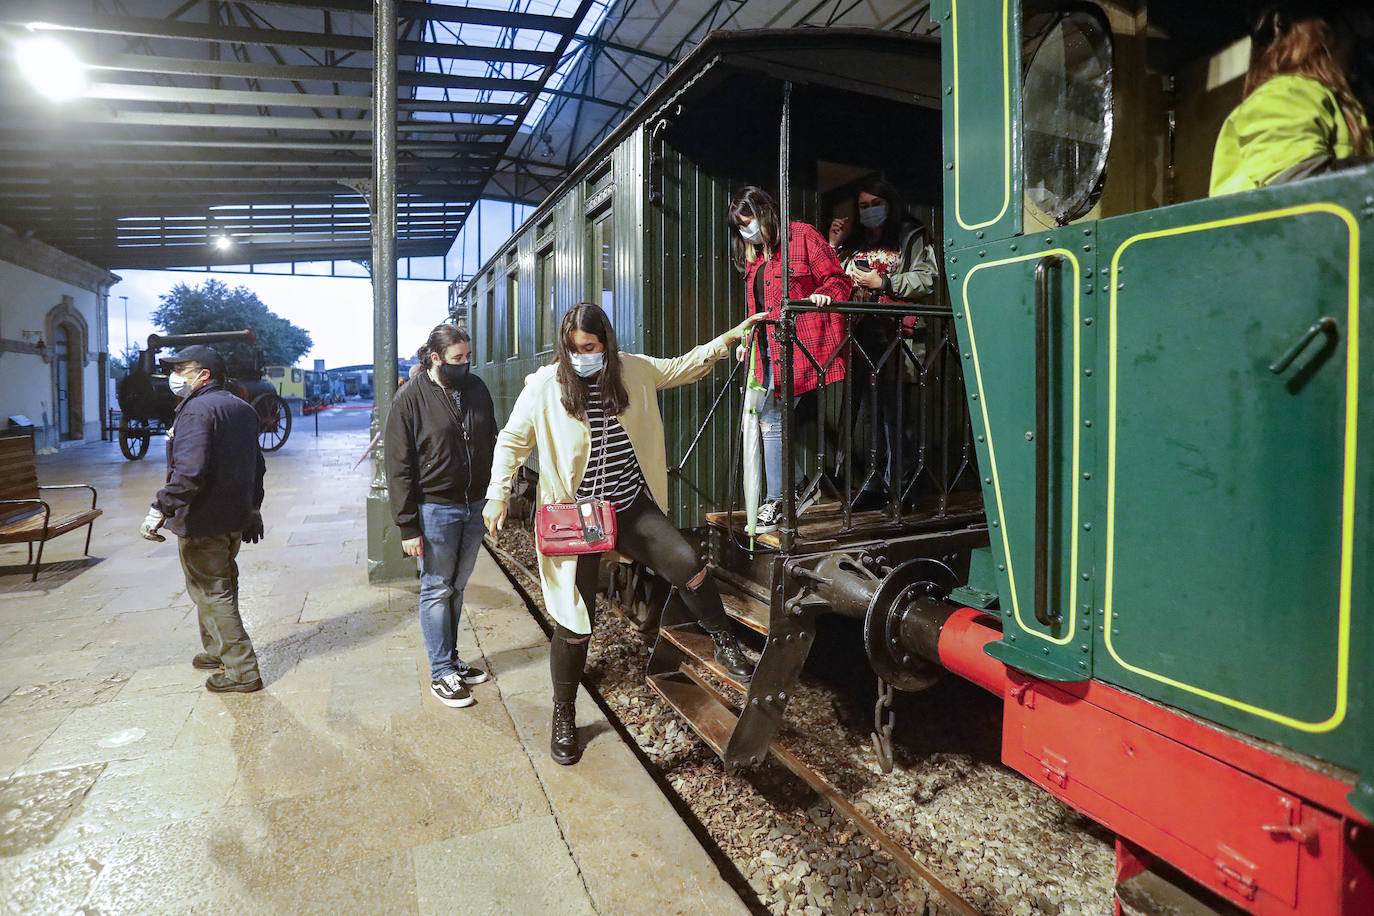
left=109, top=344, right=143, bottom=381
left=151, top=279, right=313, bottom=373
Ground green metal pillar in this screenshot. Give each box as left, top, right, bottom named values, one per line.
left=366, top=0, right=409, bottom=583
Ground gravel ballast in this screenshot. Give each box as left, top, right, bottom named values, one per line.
left=491, top=528, right=1116, bottom=916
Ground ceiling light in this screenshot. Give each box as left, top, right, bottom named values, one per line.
left=214, top=235, right=234, bottom=251
left=15, top=35, right=87, bottom=101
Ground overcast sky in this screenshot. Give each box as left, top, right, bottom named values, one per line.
left=108, top=269, right=451, bottom=369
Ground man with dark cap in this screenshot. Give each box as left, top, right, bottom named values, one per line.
left=139, top=344, right=267, bottom=692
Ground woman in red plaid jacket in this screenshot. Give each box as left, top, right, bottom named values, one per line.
left=728, top=186, right=853, bottom=533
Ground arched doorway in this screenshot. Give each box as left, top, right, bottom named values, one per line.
left=54, top=324, right=85, bottom=441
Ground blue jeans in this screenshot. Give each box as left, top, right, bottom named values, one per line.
left=418, top=500, right=486, bottom=680
left=757, top=380, right=800, bottom=501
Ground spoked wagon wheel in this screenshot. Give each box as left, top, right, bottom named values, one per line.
left=118, top=418, right=152, bottom=460
left=252, top=393, right=292, bottom=452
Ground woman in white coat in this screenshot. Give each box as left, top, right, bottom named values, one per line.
left=483, top=303, right=764, bottom=764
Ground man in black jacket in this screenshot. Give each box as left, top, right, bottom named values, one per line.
left=384, top=326, right=497, bottom=708
left=139, top=345, right=267, bottom=693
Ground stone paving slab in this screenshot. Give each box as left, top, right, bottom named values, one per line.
left=0, top=430, right=746, bottom=915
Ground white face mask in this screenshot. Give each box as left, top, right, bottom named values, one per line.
left=570, top=352, right=604, bottom=377
left=169, top=372, right=199, bottom=399
left=859, top=203, right=888, bottom=229
left=738, top=219, right=762, bottom=243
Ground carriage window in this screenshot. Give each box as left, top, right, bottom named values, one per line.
left=588, top=208, right=614, bottom=312
left=267, top=367, right=284, bottom=379
left=1023, top=7, right=1113, bottom=225
left=485, top=286, right=497, bottom=363
left=536, top=244, right=556, bottom=351
left=291, top=369, right=302, bottom=383
left=506, top=266, right=520, bottom=359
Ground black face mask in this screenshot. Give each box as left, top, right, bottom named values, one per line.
left=436, top=362, right=469, bottom=388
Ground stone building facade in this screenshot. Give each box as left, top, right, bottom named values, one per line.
left=0, top=225, right=120, bottom=449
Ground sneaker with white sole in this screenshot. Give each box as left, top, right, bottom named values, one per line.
left=753, top=499, right=782, bottom=534
left=453, top=660, right=489, bottom=685
left=431, top=673, right=474, bottom=708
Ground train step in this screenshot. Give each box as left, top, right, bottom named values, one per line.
left=648, top=579, right=816, bottom=771
left=716, top=578, right=770, bottom=635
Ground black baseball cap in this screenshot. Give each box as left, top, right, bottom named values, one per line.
left=159, top=344, right=227, bottom=375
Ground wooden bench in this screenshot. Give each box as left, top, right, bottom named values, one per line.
left=0, top=434, right=102, bottom=581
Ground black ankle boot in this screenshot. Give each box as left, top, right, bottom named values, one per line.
left=550, top=700, right=580, bottom=765
left=710, top=630, right=754, bottom=682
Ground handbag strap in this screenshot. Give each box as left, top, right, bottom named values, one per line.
left=586, top=383, right=609, bottom=502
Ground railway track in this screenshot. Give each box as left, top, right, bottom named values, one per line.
left=484, top=530, right=1116, bottom=916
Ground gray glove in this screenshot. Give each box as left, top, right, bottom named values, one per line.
left=242, top=510, right=264, bottom=545
left=139, top=505, right=166, bottom=542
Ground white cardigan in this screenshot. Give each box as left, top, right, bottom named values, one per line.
left=486, top=335, right=732, bottom=633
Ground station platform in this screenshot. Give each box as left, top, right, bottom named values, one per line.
left=0, top=428, right=747, bottom=915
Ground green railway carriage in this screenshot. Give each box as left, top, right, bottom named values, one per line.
left=460, top=28, right=956, bottom=531
left=464, top=8, right=1374, bottom=913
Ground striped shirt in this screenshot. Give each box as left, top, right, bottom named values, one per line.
left=575, top=377, right=644, bottom=510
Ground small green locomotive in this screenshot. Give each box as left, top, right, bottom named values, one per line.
left=462, top=6, right=1372, bottom=913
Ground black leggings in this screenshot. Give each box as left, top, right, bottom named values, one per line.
left=550, top=492, right=731, bottom=702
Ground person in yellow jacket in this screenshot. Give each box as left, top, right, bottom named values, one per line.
left=484, top=303, right=763, bottom=765
left=1210, top=2, right=1370, bottom=197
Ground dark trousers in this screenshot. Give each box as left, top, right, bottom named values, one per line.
left=178, top=533, right=260, bottom=683
left=550, top=493, right=730, bottom=702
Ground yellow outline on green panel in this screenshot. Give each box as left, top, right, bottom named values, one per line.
left=961, top=249, right=1081, bottom=645
left=1105, top=203, right=1358, bottom=732
left=951, top=0, right=1012, bottom=232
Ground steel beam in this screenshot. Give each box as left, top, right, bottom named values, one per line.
left=69, top=82, right=527, bottom=117
left=0, top=109, right=516, bottom=135
left=249, top=0, right=578, bottom=34
left=84, top=53, right=544, bottom=93
left=14, top=13, right=558, bottom=65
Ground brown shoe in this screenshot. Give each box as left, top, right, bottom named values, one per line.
left=192, top=653, right=223, bottom=670
left=205, top=672, right=263, bottom=693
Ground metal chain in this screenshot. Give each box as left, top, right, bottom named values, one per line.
left=871, top=677, right=896, bottom=774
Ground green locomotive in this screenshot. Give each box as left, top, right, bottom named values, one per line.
left=463, top=6, right=1372, bottom=913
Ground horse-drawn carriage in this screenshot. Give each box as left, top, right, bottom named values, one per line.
left=114, top=329, right=292, bottom=460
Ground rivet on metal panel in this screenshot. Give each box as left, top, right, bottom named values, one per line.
left=977, top=435, right=985, bottom=442
left=963, top=352, right=971, bottom=359
left=1024, top=431, right=1034, bottom=441
left=971, top=393, right=979, bottom=400
left=1084, top=285, right=1093, bottom=296
left=1083, top=227, right=1092, bottom=236
left=1010, top=244, right=1018, bottom=251
left=1084, top=369, right=1093, bottom=376
left=976, top=230, right=985, bottom=239
left=1083, top=473, right=1091, bottom=480
left=1084, top=419, right=1092, bottom=427
left=1081, top=572, right=1090, bottom=580
left=1101, top=267, right=1110, bottom=276
left=1083, top=245, right=1092, bottom=252
left=979, top=250, right=986, bottom=257
left=946, top=86, right=953, bottom=95
left=1099, top=624, right=1105, bottom=631
left=1083, top=522, right=1092, bottom=530
left=991, top=519, right=998, bottom=527
left=1081, top=644, right=1089, bottom=651
left=946, top=162, right=954, bottom=170
left=1045, top=237, right=1053, bottom=244
left=985, top=477, right=992, bottom=484
left=1117, top=283, right=1125, bottom=290
left=1083, top=317, right=1093, bottom=325
left=950, top=272, right=958, bottom=280
left=1042, top=647, right=1050, bottom=655
left=1079, top=661, right=1088, bottom=668
left=943, top=9, right=950, bottom=20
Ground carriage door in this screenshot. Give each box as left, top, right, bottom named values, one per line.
left=1094, top=181, right=1368, bottom=762
left=954, top=228, right=1099, bottom=682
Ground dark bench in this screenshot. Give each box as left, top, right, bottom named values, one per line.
left=0, top=434, right=102, bottom=581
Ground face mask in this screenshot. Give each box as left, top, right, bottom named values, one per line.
left=436, top=362, right=469, bottom=387
left=738, top=219, right=762, bottom=243
left=859, top=204, right=888, bottom=229
left=169, top=372, right=198, bottom=399
left=569, top=352, right=604, bottom=377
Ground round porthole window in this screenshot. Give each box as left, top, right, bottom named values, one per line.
left=1023, top=5, right=1114, bottom=225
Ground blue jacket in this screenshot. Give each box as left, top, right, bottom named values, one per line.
left=156, top=382, right=266, bottom=537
